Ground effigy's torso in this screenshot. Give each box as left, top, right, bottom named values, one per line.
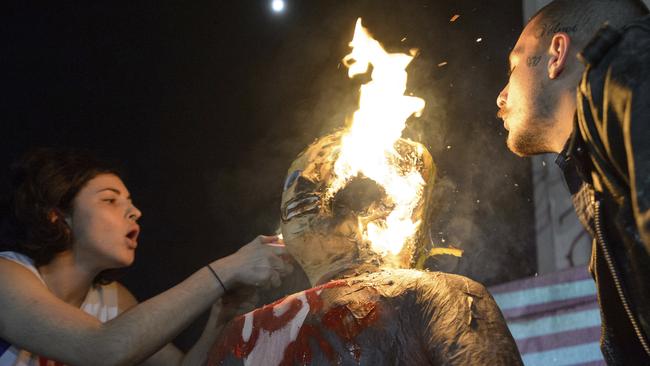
left=208, top=269, right=522, bottom=366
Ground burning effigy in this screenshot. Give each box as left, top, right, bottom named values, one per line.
left=208, top=19, right=522, bottom=365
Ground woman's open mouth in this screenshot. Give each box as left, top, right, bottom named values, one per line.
left=125, top=226, right=140, bottom=248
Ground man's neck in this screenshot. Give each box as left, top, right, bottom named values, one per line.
left=549, top=81, right=580, bottom=153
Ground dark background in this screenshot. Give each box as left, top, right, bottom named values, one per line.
left=2, top=0, right=533, bottom=350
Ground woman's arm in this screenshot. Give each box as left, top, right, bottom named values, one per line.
left=0, top=235, right=288, bottom=366
left=118, top=283, right=257, bottom=366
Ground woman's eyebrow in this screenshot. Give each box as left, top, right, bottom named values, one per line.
left=96, top=188, right=132, bottom=200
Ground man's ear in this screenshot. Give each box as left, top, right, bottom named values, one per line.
left=547, top=32, right=572, bottom=79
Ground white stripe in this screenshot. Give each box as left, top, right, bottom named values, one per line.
left=242, top=312, right=254, bottom=342
left=508, top=309, right=601, bottom=340
left=493, top=279, right=597, bottom=310
left=0, top=251, right=46, bottom=286
left=522, top=341, right=603, bottom=365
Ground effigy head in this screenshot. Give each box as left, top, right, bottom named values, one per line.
left=280, top=130, right=435, bottom=284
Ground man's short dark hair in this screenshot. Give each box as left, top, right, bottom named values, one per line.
left=0, top=148, right=121, bottom=280
left=532, top=0, right=649, bottom=49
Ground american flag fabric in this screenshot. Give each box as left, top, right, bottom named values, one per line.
left=489, top=266, right=603, bottom=366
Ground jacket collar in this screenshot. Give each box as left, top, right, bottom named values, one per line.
left=556, top=115, right=592, bottom=194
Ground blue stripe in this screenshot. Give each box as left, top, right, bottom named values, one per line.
left=493, top=279, right=597, bottom=310
left=508, top=309, right=601, bottom=340
left=0, top=337, right=10, bottom=356
left=522, top=341, right=603, bottom=365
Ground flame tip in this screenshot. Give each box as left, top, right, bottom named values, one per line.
left=332, top=19, right=428, bottom=260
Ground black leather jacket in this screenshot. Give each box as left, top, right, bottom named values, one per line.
left=557, top=15, right=650, bottom=365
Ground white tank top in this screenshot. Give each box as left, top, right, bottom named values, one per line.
left=0, top=251, right=120, bottom=366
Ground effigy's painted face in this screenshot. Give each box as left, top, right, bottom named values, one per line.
left=280, top=131, right=435, bottom=284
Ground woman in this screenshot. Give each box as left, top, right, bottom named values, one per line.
left=0, top=149, right=291, bottom=365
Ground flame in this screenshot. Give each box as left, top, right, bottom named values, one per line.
left=328, top=18, right=426, bottom=256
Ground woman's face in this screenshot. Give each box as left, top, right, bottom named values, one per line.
left=67, top=173, right=142, bottom=271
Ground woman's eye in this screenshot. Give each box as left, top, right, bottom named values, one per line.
left=103, top=198, right=116, bottom=204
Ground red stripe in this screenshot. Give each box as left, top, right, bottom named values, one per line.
left=576, top=361, right=607, bottom=366
left=501, top=295, right=598, bottom=319
left=516, top=326, right=601, bottom=354
left=490, top=265, right=592, bottom=295
left=38, top=357, right=66, bottom=366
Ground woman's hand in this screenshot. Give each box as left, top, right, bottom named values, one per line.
left=212, top=235, right=293, bottom=290
left=212, top=287, right=259, bottom=327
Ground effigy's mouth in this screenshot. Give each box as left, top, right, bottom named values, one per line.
left=282, top=193, right=320, bottom=221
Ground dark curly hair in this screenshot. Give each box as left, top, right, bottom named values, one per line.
left=0, top=148, right=122, bottom=283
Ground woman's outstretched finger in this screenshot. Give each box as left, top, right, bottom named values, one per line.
left=258, top=235, right=281, bottom=244
left=265, top=242, right=287, bottom=256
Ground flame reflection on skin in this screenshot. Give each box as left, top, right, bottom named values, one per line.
left=327, top=18, right=426, bottom=256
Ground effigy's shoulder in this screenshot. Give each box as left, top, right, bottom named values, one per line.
left=322, top=268, right=488, bottom=302
left=415, top=270, right=489, bottom=298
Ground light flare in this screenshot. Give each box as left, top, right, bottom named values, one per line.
left=328, top=18, right=426, bottom=256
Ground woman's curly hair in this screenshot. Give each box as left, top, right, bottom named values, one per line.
left=0, top=148, right=121, bottom=282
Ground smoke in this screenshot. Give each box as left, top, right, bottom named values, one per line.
left=203, top=0, right=533, bottom=287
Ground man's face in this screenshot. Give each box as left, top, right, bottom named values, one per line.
left=497, top=18, right=557, bottom=156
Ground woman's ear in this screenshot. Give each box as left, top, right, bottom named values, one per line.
left=48, top=208, right=72, bottom=230
left=547, top=32, right=572, bottom=79
left=47, top=209, right=60, bottom=224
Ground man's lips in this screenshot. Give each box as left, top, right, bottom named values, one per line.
left=497, top=109, right=509, bottom=130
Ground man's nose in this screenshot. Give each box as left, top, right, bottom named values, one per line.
left=496, top=85, right=508, bottom=109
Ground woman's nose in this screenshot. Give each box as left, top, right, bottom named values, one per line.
left=128, top=205, right=142, bottom=221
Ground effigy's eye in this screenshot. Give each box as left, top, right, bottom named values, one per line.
left=283, top=170, right=302, bottom=192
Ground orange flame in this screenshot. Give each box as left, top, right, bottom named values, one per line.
left=328, top=18, right=426, bottom=256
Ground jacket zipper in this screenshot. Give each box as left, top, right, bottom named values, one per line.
left=593, top=198, right=650, bottom=356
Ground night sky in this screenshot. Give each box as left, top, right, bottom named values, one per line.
left=2, top=1, right=532, bottom=349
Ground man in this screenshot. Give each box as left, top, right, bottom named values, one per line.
left=496, top=0, right=650, bottom=363
left=207, top=131, right=523, bottom=365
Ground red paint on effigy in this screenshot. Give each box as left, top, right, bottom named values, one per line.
left=211, top=280, right=348, bottom=365
left=279, top=324, right=338, bottom=365
left=38, top=357, right=64, bottom=366
left=321, top=301, right=380, bottom=362
left=278, top=284, right=342, bottom=365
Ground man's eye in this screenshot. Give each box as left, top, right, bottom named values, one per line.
left=103, top=198, right=116, bottom=204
